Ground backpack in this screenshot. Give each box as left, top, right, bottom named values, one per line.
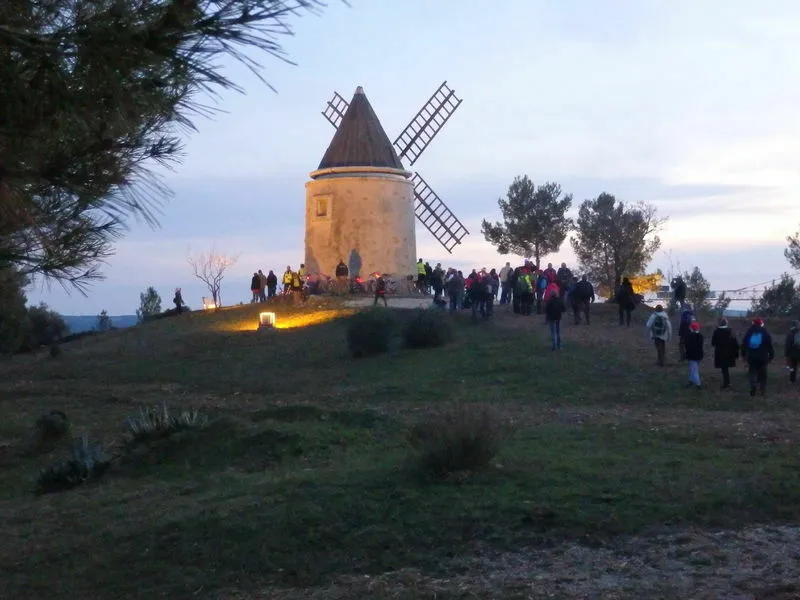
left=651, top=314, right=667, bottom=337
left=537, top=276, right=547, bottom=290
left=517, top=275, right=532, bottom=294
left=748, top=331, right=763, bottom=350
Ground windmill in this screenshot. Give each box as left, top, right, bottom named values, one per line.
left=320, top=81, right=469, bottom=254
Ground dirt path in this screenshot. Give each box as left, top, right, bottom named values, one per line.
left=224, top=524, right=800, bottom=599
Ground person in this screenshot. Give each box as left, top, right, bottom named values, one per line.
left=282, top=266, right=293, bottom=294
left=684, top=321, right=704, bottom=388
left=671, top=276, right=687, bottom=312
left=543, top=262, right=557, bottom=283
left=431, top=265, right=444, bottom=305
left=499, top=262, right=512, bottom=304
left=571, top=275, right=595, bottom=325
left=373, top=273, right=387, bottom=306
left=266, top=270, right=278, bottom=298
left=646, top=304, right=672, bottom=367
left=677, top=304, right=695, bottom=361
left=616, top=277, right=636, bottom=327
left=784, top=320, right=800, bottom=383
left=516, top=268, right=534, bottom=316
left=556, top=262, right=572, bottom=296
left=173, top=288, right=184, bottom=313
left=535, top=269, right=548, bottom=314
left=335, top=259, right=349, bottom=292
left=258, top=269, right=267, bottom=302
left=741, top=317, right=775, bottom=397
left=545, top=288, right=566, bottom=351
left=250, top=272, right=260, bottom=303
left=711, top=317, right=739, bottom=389
left=416, top=259, right=427, bottom=294
left=446, top=269, right=464, bottom=313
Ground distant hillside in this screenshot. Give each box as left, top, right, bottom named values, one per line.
left=62, top=314, right=138, bottom=334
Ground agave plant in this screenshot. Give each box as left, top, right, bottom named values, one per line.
left=37, top=434, right=112, bottom=494
left=125, top=403, right=208, bottom=444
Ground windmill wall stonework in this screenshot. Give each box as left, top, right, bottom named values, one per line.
left=305, top=87, right=417, bottom=279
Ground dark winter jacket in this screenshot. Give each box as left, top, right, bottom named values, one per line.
left=545, top=295, right=566, bottom=322
left=616, top=281, right=636, bottom=310
left=785, top=326, right=800, bottom=361
left=741, top=326, right=775, bottom=364
left=266, top=272, right=278, bottom=288
left=572, top=280, right=595, bottom=305
left=250, top=275, right=260, bottom=291
left=678, top=309, right=695, bottom=338
left=446, top=273, right=464, bottom=296
left=335, top=262, right=349, bottom=277
left=684, top=331, right=704, bottom=361
left=673, top=280, right=686, bottom=302
left=711, top=326, right=738, bottom=369
left=556, top=267, right=572, bottom=289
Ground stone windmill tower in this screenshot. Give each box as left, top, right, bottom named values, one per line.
left=305, top=82, right=466, bottom=280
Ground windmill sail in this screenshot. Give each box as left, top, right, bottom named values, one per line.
left=393, top=81, right=462, bottom=166
left=411, top=173, right=468, bottom=253
left=321, top=91, right=349, bottom=129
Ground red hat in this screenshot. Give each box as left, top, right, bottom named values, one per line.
left=753, top=317, right=764, bottom=327
left=690, top=321, right=701, bottom=332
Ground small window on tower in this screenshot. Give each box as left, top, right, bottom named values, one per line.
left=315, top=196, right=329, bottom=218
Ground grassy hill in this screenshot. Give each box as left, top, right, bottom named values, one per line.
left=1, top=301, right=799, bottom=599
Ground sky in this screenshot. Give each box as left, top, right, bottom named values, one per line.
left=27, top=0, right=800, bottom=314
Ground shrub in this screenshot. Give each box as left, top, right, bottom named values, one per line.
left=37, top=434, right=112, bottom=494
left=409, top=408, right=504, bottom=477
left=403, top=308, right=454, bottom=349
left=36, top=410, right=69, bottom=441
left=125, top=403, right=208, bottom=445
left=345, top=307, right=397, bottom=358
left=21, top=304, right=69, bottom=351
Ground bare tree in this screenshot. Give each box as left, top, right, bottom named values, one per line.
left=187, top=248, right=239, bottom=308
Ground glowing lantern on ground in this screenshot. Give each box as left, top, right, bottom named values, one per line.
left=202, top=297, right=216, bottom=310
left=258, top=312, right=276, bottom=329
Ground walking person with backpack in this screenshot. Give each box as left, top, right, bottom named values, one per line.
left=684, top=321, right=705, bottom=388
left=646, top=304, right=672, bottom=366
left=784, top=320, right=800, bottom=383
left=711, top=317, right=739, bottom=389
left=741, top=317, right=775, bottom=397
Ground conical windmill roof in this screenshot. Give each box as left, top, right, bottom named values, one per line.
left=318, top=87, right=405, bottom=170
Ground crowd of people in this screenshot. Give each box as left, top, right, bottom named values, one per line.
left=645, top=301, right=796, bottom=397
left=245, top=259, right=797, bottom=397
left=411, top=258, right=597, bottom=350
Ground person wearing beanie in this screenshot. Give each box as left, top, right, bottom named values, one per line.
left=785, top=320, right=800, bottom=383
left=646, top=304, right=672, bottom=366
left=684, top=320, right=705, bottom=388
left=741, top=317, right=775, bottom=396
left=711, top=317, right=739, bottom=389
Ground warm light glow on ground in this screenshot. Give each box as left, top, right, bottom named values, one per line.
left=218, top=309, right=354, bottom=332
left=273, top=310, right=353, bottom=330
